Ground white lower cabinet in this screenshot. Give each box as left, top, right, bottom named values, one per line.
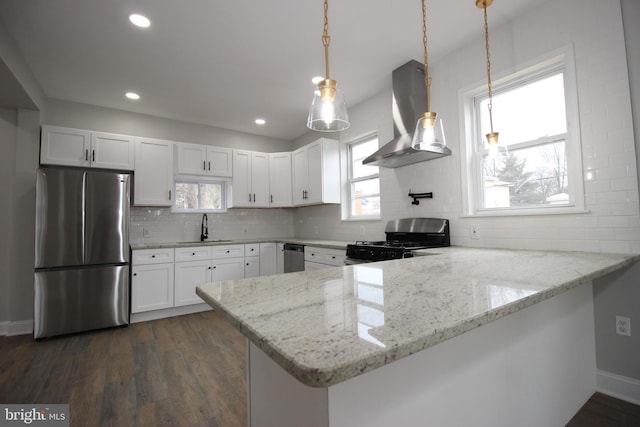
left=260, top=242, right=277, bottom=276
left=174, top=259, right=212, bottom=307
left=245, top=256, right=260, bottom=278
left=304, top=246, right=346, bottom=270
left=131, top=248, right=175, bottom=313
left=212, top=257, right=245, bottom=281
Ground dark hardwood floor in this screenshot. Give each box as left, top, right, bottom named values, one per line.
left=0, top=311, right=246, bottom=427
left=2, top=310, right=639, bottom=426
left=567, top=392, right=640, bottom=427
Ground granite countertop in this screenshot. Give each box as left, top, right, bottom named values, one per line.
left=196, top=247, right=639, bottom=388
left=131, top=238, right=350, bottom=251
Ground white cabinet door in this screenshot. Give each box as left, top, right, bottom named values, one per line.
left=90, top=132, right=135, bottom=170
left=134, top=138, right=173, bottom=206
left=269, top=152, right=292, bottom=207
left=131, top=263, right=174, bottom=313
left=207, top=146, right=232, bottom=177
left=212, top=258, right=245, bottom=281
left=40, top=125, right=90, bottom=167
left=276, top=243, right=285, bottom=274
left=305, top=141, right=324, bottom=205
left=245, top=256, right=260, bottom=278
left=232, top=149, right=252, bottom=207
left=177, top=143, right=207, bottom=175
left=174, top=260, right=212, bottom=307
left=232, top=150, right=270, bottom=207
left=292, top=147, right=308, bottom=205
left=251, top=152, right=270, bottom=207
left=260, top=242, right=277, bottom=276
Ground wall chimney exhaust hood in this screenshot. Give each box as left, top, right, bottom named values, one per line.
left=363, top=60, right=451, bottom=168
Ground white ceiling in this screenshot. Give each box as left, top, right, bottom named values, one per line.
left=0, top=0, right=535, bottom=141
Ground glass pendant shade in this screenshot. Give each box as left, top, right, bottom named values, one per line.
left=307, top=79, right=350, bottom=132
left=486, top=132, right=508, bottom=160
left=411, top=112, right=446, bottom=150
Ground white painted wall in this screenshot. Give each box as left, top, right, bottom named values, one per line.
left=0, top=108, right=17, bottom=325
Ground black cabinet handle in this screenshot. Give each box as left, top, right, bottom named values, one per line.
left=169, top=190, right=172, bottom=200
left=246, top=263, right=249, bottom=266
left=92, top=150, right=95, bottom=162
left=203, top=160, right=206, bottom=171
left=208, top=161, right=211, bottom=171
left=226, top=250, right=230, bottom=253
left=213, top=266, right=217, bottom=269
left=271, top=194, right=273, bottom=203
left=249, top=193, right=252, bottom=202
left=133, top=273, right=137, bottom=276
left=192, top=252, right=195, bottom=256
left=253, top=193, right=256, bottom=202
left=208, top=266, right=211, bottom=270
left=85, top=149, right=89, bottom=161
left=151, top=255, right=156, bottom=258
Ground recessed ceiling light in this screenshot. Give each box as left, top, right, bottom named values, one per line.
left=311, top=76, right=324, bottom=85
left=255, top=118, right=266, bottom=125
left=125, top=92, right=140, bottom=100
left=129, top=14, right=151, bottom=28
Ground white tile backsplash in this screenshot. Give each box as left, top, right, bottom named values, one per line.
left=130, top=207, right=294, bottom=245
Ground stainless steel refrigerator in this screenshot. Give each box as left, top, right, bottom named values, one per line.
left=34, top=167, right=130, bottom=339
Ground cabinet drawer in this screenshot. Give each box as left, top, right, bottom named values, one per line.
left=132, top=248, right=175, bottom=265
left=211, top=244, right=245, bottom=259
left=175, top=246, right=213, bottom=262
left=245, top=243, right=259, bottom=257
left=304, top=246, right=346, bottom=266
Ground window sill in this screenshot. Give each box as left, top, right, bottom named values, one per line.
left=462, top=206, right=589, bottom=218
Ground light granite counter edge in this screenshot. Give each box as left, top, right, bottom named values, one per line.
left=197, top=250, right=640, bottom=388
left=132, top=238, right=350, bottom=251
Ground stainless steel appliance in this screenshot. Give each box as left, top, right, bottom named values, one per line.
left=283, top=243, right=305, bottom=273
left=345, top=218, right=449, bottom=264
left=34, top=167, right=130, bottom=339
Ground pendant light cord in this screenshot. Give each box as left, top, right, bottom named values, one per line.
left=322, top=0, right=331, bottom=79
left=421, top=0, right=432, bottom=112
left=483, top=5, right=494, bottom=133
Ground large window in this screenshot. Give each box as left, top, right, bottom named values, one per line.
left=461, top=50, right=584, bottom=216
left=173, top=178, right=226, bottom=213
left=348, top=136, right=380, bottom=219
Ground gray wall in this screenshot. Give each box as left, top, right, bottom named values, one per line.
left=43, top=98, right=293, bottom=153
left=0, top=108, right=39, bottom=327
left=592, top=0, right=640, bottom=383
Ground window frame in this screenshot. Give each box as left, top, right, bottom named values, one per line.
left=346, top=135, right=381, bottom=221
left=171, top=176, right=227, bottom=214
left=459, top=46, right=585, bottom=217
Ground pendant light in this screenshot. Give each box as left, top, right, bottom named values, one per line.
left=477, top=0, right=505, bottom=159
left=411, top=0, right=446, bottom=151
left=307, top=0, right=350, bottom=132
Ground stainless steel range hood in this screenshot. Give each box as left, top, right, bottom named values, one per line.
left=363, top=60, right=451, bottom=168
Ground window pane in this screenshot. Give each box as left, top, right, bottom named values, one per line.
left=352, top=139, right=379, bottom=179
left=482, top=141, right=568, bottom=208
left=200, top=183, right=222, bottom=209
left=353, top=178, right=379, bottom=197
left=479, top=72, right=566, bottom=147
left=175, top=183, right=198, bottom=209
left=352, top=196, right=380, bottom=217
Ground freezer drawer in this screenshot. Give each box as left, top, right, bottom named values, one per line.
left=34, top=265, right=130, bottom=339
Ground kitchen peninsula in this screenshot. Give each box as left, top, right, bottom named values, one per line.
left=196, top=247, right=639, bottom=427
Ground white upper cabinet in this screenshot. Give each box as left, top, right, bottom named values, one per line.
left=176, top=142, right=232, bottom=177
left=292, top=138, right=340, bottom=206
left=134, top=138, right=174, bottom=206
left=232, top=150, right=270, bottom=208
left=41, top=125, right=134, bottom=170
left=268, top=152, right=293, bottom=207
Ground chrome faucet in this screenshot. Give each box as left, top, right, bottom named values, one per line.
left=200, top=213, right=208, bottom=242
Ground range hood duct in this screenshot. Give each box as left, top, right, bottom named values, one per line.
left=363, top=60, right=451, bottom=168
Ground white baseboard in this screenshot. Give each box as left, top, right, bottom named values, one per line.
left=130, top=304, right=212, bottom=323
left=0, top=320, right=34, bottom=336
left=597, top=370, right=640, bottom=405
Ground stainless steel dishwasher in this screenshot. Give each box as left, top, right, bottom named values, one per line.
left=283, top=243, right=305, bottom=272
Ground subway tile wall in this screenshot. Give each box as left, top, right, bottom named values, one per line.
left=130, top=207, right=295, bottom=245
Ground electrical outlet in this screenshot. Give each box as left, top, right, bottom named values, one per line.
left=470, top=225, right=480, bottom=240
left=243, top=227, right=248, bottom=233
left=616, top=316, right=631, bottom=336
left=142, top=228, right=150, bottom=237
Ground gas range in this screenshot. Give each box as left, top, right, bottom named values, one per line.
left=346, top=218, right=449, bottom=263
